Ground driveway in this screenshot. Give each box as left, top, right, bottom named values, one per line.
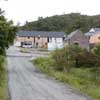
left=7, top=46, right=92, bottom=100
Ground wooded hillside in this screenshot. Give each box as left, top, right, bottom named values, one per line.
left=21, top=13, right=100, bottom=33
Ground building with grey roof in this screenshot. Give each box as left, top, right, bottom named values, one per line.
left=17, top=31, right=66, bottom=37
left=85, top=28, right=100, bottom=46
left=15, top=31, right=66, bottom=50
left=85, top=28, right=100, bottom=36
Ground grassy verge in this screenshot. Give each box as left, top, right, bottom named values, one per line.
left=0, top=56, right=7, bottom=100
left=20, top=48, right=30, bottom=53
left=32, top=57, right=100, bottom=100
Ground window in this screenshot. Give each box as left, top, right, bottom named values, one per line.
left=49, top=37, right=52, bottom=42
left=36, top=42, right=38, bottom=46
left=45, top=42, right=47, bottom=45
left=47, top=37, right=49, bottom=42
left=34, top=36, right=35, bottom=43
left=38, top=35, right=40, bottom=40
left=47, top=37, right=52, bottom=42
left=98, top=37, right=100, bottom=39
left=38, top=37, right=40, bottom=40
left=55, top=38, right=56, bottom=42
left=74, top=42, right=79, bottom=46
left=28, top=36, right=30, bottom=39
left=63, top=37, right=65, bottom=41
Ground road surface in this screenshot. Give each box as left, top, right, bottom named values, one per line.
left=7, top=46, right=92, bottom=100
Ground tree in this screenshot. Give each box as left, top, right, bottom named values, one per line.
left=20, top=13, right=100, bottom=33
left=0, top=9, right=17, bottom=55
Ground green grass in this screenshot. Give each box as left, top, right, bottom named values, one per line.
left=20, top=48, right=29, bottom=53
left=33, top=57, right=100, bottom=100
left=0, top=56, right=7, bottom=100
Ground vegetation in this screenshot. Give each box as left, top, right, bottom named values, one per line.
left=21, top=13, right=100, bottom=33
left=0, top=9, right=17, bottom=55
left=51, top=45, right=85, bottom=72
left=20, top=47, right=30, bottom=53
left=33, top=45, right=100, bottom=100
left=0, top=8, right=17, bottom=99
left=0, top=56, right=7, bottom=99
left=33, top=57, right=100, bottom=100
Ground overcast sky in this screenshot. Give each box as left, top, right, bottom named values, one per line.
left=0, top=0, right=100, bottom=25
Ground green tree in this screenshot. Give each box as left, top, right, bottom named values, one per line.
left=20, top=13, right=100, bottom=33
left=0, top=9, right=17, bottom=55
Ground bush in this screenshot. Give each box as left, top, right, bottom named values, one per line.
left=52, top=45, right=85, bottom=72
left=33, top=47, right=100, bottom=100
left=0, top=56, right=6, bottom=84
left=75, top=51, right=100, bottom=67
left=52, top=48, right=72, bottom=72
left=32, top=57, right=100, bottom=100
left=52, top=44, right=100, bottom=69
left=92, top=44, right=100, bottom=58
left=0, top=56, right=7, bottom=100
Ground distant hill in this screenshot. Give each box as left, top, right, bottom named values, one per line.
left=20, top=13, right=100, bottom=33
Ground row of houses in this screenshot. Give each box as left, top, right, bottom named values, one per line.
left=15, top=31, right=66, bottom=50
left=14, top=28, right=100, bottom=50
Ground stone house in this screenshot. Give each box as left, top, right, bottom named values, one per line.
left=65, top=29, right=89, bottom=49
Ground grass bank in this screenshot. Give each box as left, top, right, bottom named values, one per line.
left=33, top=57, right=100, bottom=100
left=0, top=56, right=7, bottom=100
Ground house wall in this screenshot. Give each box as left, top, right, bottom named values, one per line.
left=16, top=36, right=64, bottom=49
left=67, top=32, right=89, bottom=49
left=50, top=38, right=63, bottom=43
left=16, top=36, right=34, bottom=42
left=48, top=38, right=64, bottom=50
left=35, top=37, right=48, bottom=47
left=89, top=33, right=100, bottom=44
left=16, top=36, right=48, bottom=47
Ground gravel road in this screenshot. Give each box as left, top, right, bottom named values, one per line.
left=7, top=46, right=92, bottom=100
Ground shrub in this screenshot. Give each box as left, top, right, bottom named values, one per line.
left=75, top=51, right=100, bottom=67
left=92, top=44, right=100, bottom=58
left=52, top=48, right=73, bottom=72
left=52, top=44, right=100, bottom=71
left=0, top=56, right=5, bottom=82
left=0, top=56, right=5, bottom=72
left=51, top=45, right=84, bottom=72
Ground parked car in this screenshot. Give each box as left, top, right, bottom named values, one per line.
left=22, top=42, right=32, bottom=48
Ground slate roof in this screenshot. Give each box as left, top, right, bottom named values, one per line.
left=93, top=28, right=100, bottom=32
left=17, top=31, right=66, bottom=38
left=65, top=29, right=83, bottom=40
left=85, top=28, right=100, bottom=36
left=85, top=32, right=96, bottom=36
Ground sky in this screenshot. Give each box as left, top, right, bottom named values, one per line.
left=0, top=0, right=100, bottom=25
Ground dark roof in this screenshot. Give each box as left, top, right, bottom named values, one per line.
left=17, top=31, right=66, bottom=38
left=65, top=29, right=83, bottom=40
left=85, top=32, right=96, bottom=36
left=93, top=28, right=100, bottom=32
left=85, top=28, right=100, bottom=36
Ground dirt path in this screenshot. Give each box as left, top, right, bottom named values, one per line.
left=7, top=47, right=92, bottom=100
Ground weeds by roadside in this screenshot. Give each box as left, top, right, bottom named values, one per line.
left=33, top=57, right=100, bottom=100
left=0, top=56, right=7, bottom=100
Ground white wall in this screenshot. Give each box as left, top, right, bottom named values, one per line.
left=50, top=38, right=63, bottom=43
left=14, top=41, right=21, bottom=46
left=48, top=38, right=64, bottom=50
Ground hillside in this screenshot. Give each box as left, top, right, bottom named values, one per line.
left=20, top=13, right=100, bottom=33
